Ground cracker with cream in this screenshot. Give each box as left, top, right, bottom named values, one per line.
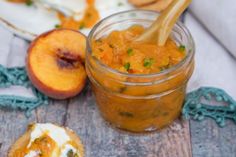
left=8, top=123, right=84, bottom=157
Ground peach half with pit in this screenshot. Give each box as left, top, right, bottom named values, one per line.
left=26, top=29, right=87, bottom=99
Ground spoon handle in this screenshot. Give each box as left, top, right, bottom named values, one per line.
left=136, top=0, right=192, bottom=46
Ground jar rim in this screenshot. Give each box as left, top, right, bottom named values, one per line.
left=86, top=9, right=195, bottom=78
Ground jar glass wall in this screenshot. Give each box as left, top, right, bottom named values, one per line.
left=86, top=10, right=195, bottom=133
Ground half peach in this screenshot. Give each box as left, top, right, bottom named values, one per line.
left=26, top=29, right=87, bottom=99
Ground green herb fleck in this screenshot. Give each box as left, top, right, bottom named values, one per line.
left=119, top=86, right=127, bottom=93
left=86, top=13, right=92, bottom=18
left=39, top=152, right=43, bottom=157
left=159, top=67, right=165, bottom=72
left=109, top=44, right=114, bottom=48
left=143, top=58, right=154, bottom=68
left=124, top=62, right=130, bottom=71
left=25, top=0, right=33, bottom=6
left=127, top=48, right=134, bottom=56
left=67, top=149, right=78, bottom=157
left=34, top=137, right=47, bottom=144
left=118, top=2, right=124, bottom=6
left=179, top=45, right=186, bottom=52
left=79, top=23, right=85, bottom=30
left=54, top=24, right=61, bottom=29
left=162, top=112, right=169, bottom=116
left=119, top=111, right=134, bottom=118
left=159, top=64, right=171, bottom=72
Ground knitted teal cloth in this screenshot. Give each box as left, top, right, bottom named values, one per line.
left=0, top=65, right=49, bottom=117
left=183, top=87, right=236, bottom=127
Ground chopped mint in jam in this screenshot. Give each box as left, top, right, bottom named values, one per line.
left=159, top=64, right=170, bottom=71
left=109, top=44, right=114, bottom=48
left=55, top=24, right=61, bottom=28
left=86, top=13, right=92, bottom=18
left=124, top=62, right=130, bottom=71
left=79, top=23, right=85, bottom=30
left=159, top=67, right=165, bottom=71
left=119, top=111, right=134, bottom=118
left=98, top=48, right=104, bottom=52
left=143, top=58, right=154, bottom=68
left=179, top=45, right=186, bottom=52
left=25, top=0, right=33, bottom=6
left=127, top=48, right=134, bottom=56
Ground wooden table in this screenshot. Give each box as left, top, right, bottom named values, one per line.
left=1, top=28, right=236, bottom=157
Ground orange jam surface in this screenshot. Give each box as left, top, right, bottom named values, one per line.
left=92, top=25, right=186, bottom=74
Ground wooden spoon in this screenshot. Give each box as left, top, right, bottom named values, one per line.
left=135, top=0, right=192, bottom=46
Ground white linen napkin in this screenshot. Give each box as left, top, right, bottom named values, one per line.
left=189, top=0, right=236, bottom=58
left=0, top=25, right=34, bottom=98
left=185, top=13, right=236, bottom=98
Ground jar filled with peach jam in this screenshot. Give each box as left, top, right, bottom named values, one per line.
left=86, top=10, right=195, bottom=133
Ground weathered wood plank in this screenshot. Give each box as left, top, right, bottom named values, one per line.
left=0, top=109, right=37, bottom=157
left=190, top=120, right=236, bottom=157
left=36, top=99, right=68, bottom=125
left=66, top=85, right=192, bottom=157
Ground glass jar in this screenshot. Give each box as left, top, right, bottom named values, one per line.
left=86, top=10, right=195, bottom=133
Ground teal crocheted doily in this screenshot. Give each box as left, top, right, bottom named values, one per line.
left=183, top=87, right=236, bottom=127
left=0, top=65, right=49, bottom=117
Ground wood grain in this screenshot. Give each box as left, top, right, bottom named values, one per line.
left=0, top=109, right=37, bottom=157
left=190, top=120, right=236, bottom=157
left=35, top=99, right=68, bottom=125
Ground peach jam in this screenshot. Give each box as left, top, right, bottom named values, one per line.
left=86, top=10, right=195, bottom=132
